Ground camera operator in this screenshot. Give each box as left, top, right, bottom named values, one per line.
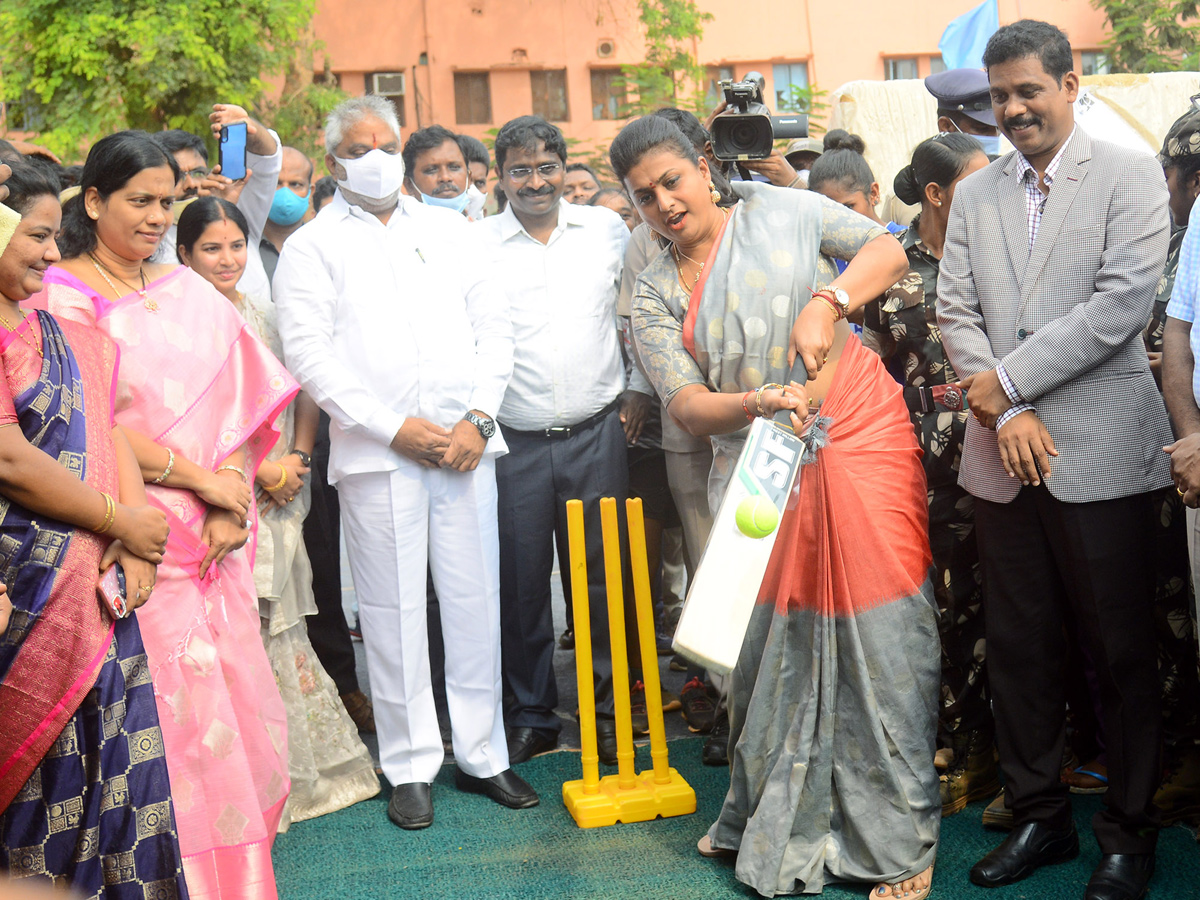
left=702, top=75, right=809, bottom=189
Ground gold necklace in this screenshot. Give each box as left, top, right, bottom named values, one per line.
left=672, top=243, right=703, bottom=293
left=671, top=206, right=729, bottom=294
left=0, top=310, right=43, bottom=358
left=88, top=253, right=158, bottom=312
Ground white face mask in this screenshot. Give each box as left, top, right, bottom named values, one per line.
left=465, top=183, right=487, bottom=220
left=334, top=149, right=406, bottom=201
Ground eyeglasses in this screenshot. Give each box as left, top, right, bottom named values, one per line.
left=181, top=167, right=210, bottom=181
left=504, top=162, right=562, bottom=183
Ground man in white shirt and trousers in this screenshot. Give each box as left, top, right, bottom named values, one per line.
left=273, top=96, right=538, bottom=830
left=476, top=116, right=635, bottom=766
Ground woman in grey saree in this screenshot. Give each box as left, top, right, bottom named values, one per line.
left=613, top=116, right=940, bottom=898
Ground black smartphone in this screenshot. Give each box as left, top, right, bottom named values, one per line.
left=219, top=122, right=248, bottom=181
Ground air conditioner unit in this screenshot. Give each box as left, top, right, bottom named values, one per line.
left=597, top=39, right=616, bottom=58
left=372, top=72, right=406, bottom=95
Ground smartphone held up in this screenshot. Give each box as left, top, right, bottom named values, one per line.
left=219, top=122, right=248, bottom=181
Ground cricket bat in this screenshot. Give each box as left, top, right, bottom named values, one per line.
left=672, top=359, right=809, bottom=675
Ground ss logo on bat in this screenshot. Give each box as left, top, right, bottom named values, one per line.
left=752, top=428, right=797, bottom=489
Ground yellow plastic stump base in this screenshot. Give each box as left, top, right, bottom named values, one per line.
left=562, top=768, right=696, bottom=828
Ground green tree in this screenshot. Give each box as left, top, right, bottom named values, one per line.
left=0, top=0, right=325, bottom=159
left=620, top=0, right=713, bottom=117
left=259, top=59, right=349, bottom=161
left=781, top=83, right=830, bottom=135
left=1092, top=0, right=1200, bottom=72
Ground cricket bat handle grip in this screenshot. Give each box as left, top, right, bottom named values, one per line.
left=773, top=358, right=809, bottom=426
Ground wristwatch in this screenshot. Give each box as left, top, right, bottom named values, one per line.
left=295, top=450, right=312, bottom=468
left=827, top=286, right=851, bottom=319
left=464, top=411, right=496, bottom=439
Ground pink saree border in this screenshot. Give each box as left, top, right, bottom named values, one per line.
left=180, top=796, right=285, bottom=899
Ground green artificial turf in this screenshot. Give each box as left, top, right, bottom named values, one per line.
left=273, top=739, right=1199, bottom=899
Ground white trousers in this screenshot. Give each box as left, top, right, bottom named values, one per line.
left=338, top=460, right=509, bottom=784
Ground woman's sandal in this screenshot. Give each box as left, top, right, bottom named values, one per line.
left=697, top=834, right=737, bottom=859
left=873, top=865, right=934, bottom=900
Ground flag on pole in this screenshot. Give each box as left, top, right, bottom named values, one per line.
left=938, top=0, right=1000, bottom=70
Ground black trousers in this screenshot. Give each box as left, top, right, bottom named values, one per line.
left=975, top=485, right=1161, bottom=854
left=497, top=409, right=628, bottom=735
left=302, top=412, right=359, bottom=696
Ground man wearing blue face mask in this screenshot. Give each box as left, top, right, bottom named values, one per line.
left=402, top=125, right=485, bottom=219
left=926, top=68, right=1003, bottom=159
left=261, top=146, right=315, bottom=283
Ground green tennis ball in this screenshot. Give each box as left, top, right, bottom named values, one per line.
left=735, top=496, right=779, bottom=539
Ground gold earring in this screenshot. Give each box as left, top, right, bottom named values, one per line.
left=709, top=182, right=720, bottom=204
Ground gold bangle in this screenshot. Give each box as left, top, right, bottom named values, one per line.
left=814, top=294, right=843, bottom=321
left=94, top=492, right=116, bottom=535
left=265, top=464, right=288, bottom=493
left=152, top=447, right=175, bottom=485
left=216, top=464, right=247, bottom=481
left=755, top=383, right=783, bottom=418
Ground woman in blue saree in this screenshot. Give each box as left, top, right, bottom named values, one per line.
left=0, top=162, right=188, bottom=898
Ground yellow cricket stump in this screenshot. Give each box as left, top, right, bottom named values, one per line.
left=562, top=497, right=696, bottom=828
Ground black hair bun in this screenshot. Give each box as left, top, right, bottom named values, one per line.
left=893, top=165, right=922, bottom=206
left=822, top=129, right=866, bottom=155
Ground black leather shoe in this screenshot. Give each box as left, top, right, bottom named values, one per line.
left=596, top=717, right=618, bottom=765
left=1085, top=853, right=1155, bottom=900
left=702, top=708, right=730, bottom=766
left=387, top=782, right=433, bottom=830
left=506, top=727, right=558, bottom=764
left=558, top=628, right=575, bottom=650
left=969, top=820, right=1079, bottom=887
left=455, top=767, right=540, bottom=809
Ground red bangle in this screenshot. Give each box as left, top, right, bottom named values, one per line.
left=741, top=391, right=756, bottom=420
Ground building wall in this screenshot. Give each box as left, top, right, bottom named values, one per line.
left=312, top=0, right=1109, bottom=151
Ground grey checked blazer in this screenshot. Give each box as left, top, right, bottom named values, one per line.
left=937, top=129, right=1173, bottom=504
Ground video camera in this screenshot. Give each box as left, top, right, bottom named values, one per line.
left=710, top=72, right=809, bottom=161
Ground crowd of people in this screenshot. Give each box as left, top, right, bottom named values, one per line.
left=1, top=17, right=1198, bottom=900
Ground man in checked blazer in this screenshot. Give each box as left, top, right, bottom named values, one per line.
left=937, top=20, right=1171, bottom=900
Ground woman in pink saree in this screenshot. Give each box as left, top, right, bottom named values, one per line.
left=28, top=131, right=298, bottom=899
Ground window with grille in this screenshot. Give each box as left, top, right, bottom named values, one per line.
left=454, top=72, right=493, bottom=125
left=590, top=69, right=625, bottom=120
left=531, top=70, right=570, bottom=121
left=885, top=58, right=920, bottom=80
left=773, top=63, right=809, bottom=112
